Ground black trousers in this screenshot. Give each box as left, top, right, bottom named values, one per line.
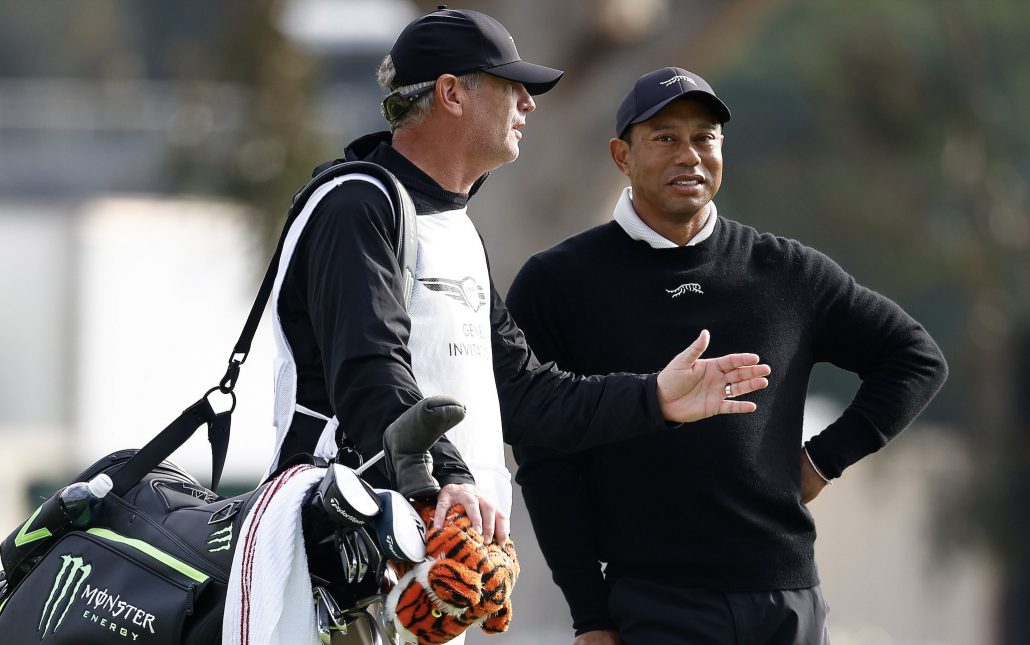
left=608, top=575, right=830, bottom=645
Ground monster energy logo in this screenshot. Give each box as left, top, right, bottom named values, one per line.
left=80, top=585, right=156, bottom=637
left=207, top=525, right=233, bottom=552
left=39, top=554, right=92, bottom=637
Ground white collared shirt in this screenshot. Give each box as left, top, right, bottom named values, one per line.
left=612, top=187, right=717, bottom=249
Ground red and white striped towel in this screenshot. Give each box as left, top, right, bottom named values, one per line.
left=223, top=465, right=326, bottom=645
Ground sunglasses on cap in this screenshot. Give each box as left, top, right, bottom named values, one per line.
left=382, top=81, right=436, bottom=123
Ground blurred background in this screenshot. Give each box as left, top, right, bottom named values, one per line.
left=0, top=1, right=1026, bottom=643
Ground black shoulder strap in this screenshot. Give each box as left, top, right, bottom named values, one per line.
left=112, top=161, right=417, bottom=495
left=110, top=399, right=217, bottom=496
left=220, top=161, right=416, bottom=391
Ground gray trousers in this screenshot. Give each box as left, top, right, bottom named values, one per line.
left=608, top=576, right=830, bottom=645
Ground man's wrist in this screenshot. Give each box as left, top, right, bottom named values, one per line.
left=804, top=445, right=832, bottom=484
left=645, top=373, right=682, bottom=429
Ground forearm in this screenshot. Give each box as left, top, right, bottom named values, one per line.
left=808, top=271, right=949, bottom=477
left=305, top=185, right=473, bottom=484
left=492, top=290, right=667, bottom=450
left=328, top=321, right=474, bottom=487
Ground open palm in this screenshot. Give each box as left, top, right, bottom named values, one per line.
left=656, top=330, right=771, bottom=422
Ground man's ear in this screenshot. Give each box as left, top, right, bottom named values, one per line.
left=435, top=74, right=465, bottom=118
left=609, top=137, right=631, bottom=177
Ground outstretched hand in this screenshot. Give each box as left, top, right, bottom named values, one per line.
left=657, top=330, right=771, bottom=422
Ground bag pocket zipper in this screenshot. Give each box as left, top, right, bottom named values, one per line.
left=103, top=494, right=229, bottom=585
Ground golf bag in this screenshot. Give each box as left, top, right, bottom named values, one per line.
left=0, top=160, right=427, bottom=644
left=0, top=446, right=262, bottom=644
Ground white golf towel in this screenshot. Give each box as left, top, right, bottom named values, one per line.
left=223, top=464, right=326, bottom=645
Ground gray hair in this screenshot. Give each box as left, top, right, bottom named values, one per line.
left=377, top=55, right=485, bottom=131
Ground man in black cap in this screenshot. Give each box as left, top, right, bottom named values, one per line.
left=270, top=12, right=771, bottom=560
left=507, top=67, right=948, bottom=644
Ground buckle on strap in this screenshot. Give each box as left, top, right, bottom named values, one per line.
left=218, top=351, right=247, bottom=394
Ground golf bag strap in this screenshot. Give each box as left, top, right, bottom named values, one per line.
left=207, top=410, right=231, bottom=491
left=109, top=162, right=417, bottom=497
left=218, top=160, right=417, bottom=395
left=111, top=397, right=219, bottom=496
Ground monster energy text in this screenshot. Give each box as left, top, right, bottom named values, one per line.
left=81, top=584, right=157, bottom=635
left=80, top=610, right=145, bottom=640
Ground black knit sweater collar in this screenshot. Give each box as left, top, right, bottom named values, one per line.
left=608, top=217, right=724, bottom=265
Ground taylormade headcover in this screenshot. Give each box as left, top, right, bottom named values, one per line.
left=373, top=490, right=426, bottom=563
left=316, top=463, right=382, bottom=528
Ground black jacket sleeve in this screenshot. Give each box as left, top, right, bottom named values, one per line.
left=296, top=181, right=474, bottom=487
left=507, top=256, right=615, bottom=634
left=489, top=273, right=669, bottom=451
left=803, top=248, right=949, bottom=479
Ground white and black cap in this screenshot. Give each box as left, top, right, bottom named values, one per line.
left=616, top=67, right=731, bottom=138
left=389, top=5, right=564, bottom=95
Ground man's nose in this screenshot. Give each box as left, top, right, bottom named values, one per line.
left=675, top=143, right=701, bottom=166
left=517, top=84, right=535, bottom=114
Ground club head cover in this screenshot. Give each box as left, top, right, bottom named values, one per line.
left=385, top=503, right=521, bottom=644
left=384, top=396, right=466, bottom=499
left=373, top=490, right=427, bottom=563
left=317, top=463, right=382, bottom=528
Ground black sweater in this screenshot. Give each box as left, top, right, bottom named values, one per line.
left=275, top=133, right=672, bottom=489
left=507, top=218, right=947, bottom=633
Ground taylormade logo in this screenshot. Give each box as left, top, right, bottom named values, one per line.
left=330, top=498, right=366, bottom=525
left=660, top=75, right=697, bottom=87
left=39, top=554, right=92, bottom=638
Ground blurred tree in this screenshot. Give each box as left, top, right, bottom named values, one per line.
left=157, top=0, right=328, bottom=250
left=0, top=1, right=327, bottom=238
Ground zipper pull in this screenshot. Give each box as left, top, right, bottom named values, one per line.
left=186, top=584, right=195, bottom=616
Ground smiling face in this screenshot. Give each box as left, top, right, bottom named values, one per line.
left=611, top=99, right=724, bottom=236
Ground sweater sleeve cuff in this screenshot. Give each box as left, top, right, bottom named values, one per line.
left=435, top=470, right=476, bottom=487
left=805, top=407, right=886, bottom=479
left=428, top=438, right=476, bottom=487
left=574, top=620, right=619, bottom=637
left=553, top=568, right=614, bottom=636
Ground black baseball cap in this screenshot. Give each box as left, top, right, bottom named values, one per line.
left=389, top=6, right=564, bottom=95
left=616, top=67, right=731, bottom=138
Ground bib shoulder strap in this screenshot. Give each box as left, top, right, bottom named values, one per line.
left=122, top=162, right=417, bottom=495
left=221, top=160, right=417, bottom=393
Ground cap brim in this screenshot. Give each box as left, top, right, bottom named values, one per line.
left=631, top=90, right=732, bottom=128
left=484, top=60, right=564, bottom=95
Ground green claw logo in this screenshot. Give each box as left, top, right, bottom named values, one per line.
left=39, top=554, right=92, bottom=637
left=208, top=525, right=233, bottom=552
